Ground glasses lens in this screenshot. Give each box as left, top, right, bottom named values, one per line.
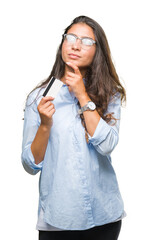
left=64, top=34, right=95, bottom=50
left=65, top=34, right=76, bottom=44
left=82, top=38, right=93, bottom=46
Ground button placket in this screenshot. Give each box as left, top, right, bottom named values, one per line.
left=72, top=122, right=94, bottom=226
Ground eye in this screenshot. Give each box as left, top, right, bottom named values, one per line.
left=65, top=34, right=76, bottom=43
left=82, top=38, right=93, bottom=46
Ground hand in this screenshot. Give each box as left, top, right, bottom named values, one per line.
left=65, top=62, right=87, bottom=100
left=37, top=96, right=55, bottom=128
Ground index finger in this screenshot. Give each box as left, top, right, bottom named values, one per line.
left=66, top=62, right=80, bottom=75
left=41, top=96, right=55, bottom=103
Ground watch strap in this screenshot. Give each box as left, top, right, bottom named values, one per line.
left=78, top=101, right=95, bottom=115
left=78, top=105, right=88, bottom=114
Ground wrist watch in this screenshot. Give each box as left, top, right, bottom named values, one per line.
left=78, top=101, right=96, bottom=114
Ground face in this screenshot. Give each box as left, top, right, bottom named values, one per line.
left=62, top=23, right=96, bottom=73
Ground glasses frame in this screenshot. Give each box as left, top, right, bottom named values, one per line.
left=63, top=33, right=96, bottom=47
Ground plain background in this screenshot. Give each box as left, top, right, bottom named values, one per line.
left=0, top=0, right=147, bottom=239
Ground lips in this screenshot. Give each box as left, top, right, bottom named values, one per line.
left=68, top=53, right=80, bottom=59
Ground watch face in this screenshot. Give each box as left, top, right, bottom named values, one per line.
left=88, top=101, right=96, bottom=110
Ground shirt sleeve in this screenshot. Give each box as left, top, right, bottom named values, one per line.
left=21, top=93, right=43, bottom=175
left=88, top=92, right=121, bottom=156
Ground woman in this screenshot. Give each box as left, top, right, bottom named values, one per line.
left=22, top=16, right=126, bottom=240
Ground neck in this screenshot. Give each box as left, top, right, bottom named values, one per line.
left=79, top=67, right=87, bottom=78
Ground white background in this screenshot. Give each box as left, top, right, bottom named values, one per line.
left=0, top=0, right=147, bottom=239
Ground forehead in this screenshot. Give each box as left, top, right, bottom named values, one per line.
left=67, top=23, right=95, bottom=39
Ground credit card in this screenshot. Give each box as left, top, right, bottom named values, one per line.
left=43, top=77, right=64, bottom=98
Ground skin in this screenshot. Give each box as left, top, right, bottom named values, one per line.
left=31, top=23, right=101, bottom=164
left=62, top=23, right=96, bottom=78
left=31, top=96, right=55, bottom=165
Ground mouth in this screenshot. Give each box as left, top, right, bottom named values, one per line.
left=68, top=53, right=81, bottom=59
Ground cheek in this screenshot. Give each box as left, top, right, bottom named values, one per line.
left=61, top=42, right=70, bottom=62
left=61, top=44, right=66, bottom=62
left=84, top=48, right=96, bottom=65
left=90, top=47, right=96, bottom=60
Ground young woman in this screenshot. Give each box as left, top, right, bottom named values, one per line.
left=22, top=15, right=126, bottom=240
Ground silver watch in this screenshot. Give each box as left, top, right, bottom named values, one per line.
left=78, top=101, right=96, bottom=114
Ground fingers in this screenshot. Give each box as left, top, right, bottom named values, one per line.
left=66, top=62, right=80, bottom=75
left=47, top=108, right=56, bottom=117
left=66, top=71, right=75, bottom=78
left=38, top=96, right=54, bottom=109
left=40, top=96, right=54, bottom=104
left=38, top=96, right=55, bottom=117
left=38, top=102, right=55, bottom=113
left=41, top=100, right=54, bottom=110
left=46, top=104, right=55, bottom=113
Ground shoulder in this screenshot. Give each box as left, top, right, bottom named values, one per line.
left=106, top=92, right=121, bottom=113
left=109, top=92, right=121, bottom=104
left=26, top=87, right=46, bottom=106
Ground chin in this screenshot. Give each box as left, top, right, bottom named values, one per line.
left=69, top=59, right=83, bottom=67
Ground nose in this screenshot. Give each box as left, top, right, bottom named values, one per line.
left=72, top=39, right=81, bottom=50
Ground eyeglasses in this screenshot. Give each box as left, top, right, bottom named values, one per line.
left=63, top=33, right=96, bottom=50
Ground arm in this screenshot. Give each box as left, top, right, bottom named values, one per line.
left=80, top=92, right=121, bottom=156
left=31, top=96, right=55, bottom=165
left=64, top=62, right=121, bottom=156
left=63, top=62, right=101, bottom=136
left=78, top=94, right=101, bottom=137
left=21, top=93, right=55, bottom=175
